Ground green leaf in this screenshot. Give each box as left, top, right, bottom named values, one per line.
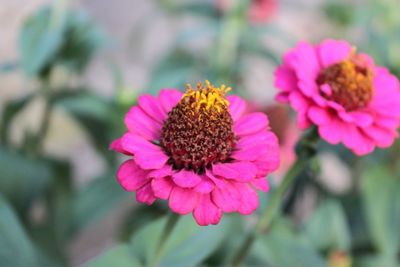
left=71, top=174, right=127, bottom=233
left=0, top=148, right=52, bottom=210
left=130, top=215, right=232, bottom=267
left=361, top=167, right=400, bottom=256
left=256, top=226, right=327, bottom=267
left=54, top=90, right=119, bottom=164
left=85, top=245, right=142, bottom=267
left=19, top=6, right=66, bottom=76
left=1, top=94, right=34, bottom=145
left=54, top=10, right=107, bottom=72
left=354, top=254, right=400, bottom=267
left=0, top=195, right=41, bottom=267
left=304, top=199, right=351, bottom=251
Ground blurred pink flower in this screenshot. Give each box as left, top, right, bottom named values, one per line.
left=275, top=39, right=400, bottom=155
left=111, top=81, right=280, bottom=226
left=264, top=105, right=299, bottom=177
left=217, top=0, right=278, bottom=23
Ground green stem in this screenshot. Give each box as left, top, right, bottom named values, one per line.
left=231, top=129, right=319, bottom=267
left=213, top=0, right=249, bottom=84
left=148, top=213, right=180, bottom=267
left=231, top=158, right=309, bottom=267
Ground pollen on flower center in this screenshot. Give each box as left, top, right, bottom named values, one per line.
left=160, top=81, right=236, bottom=172
left=316, top=55, right=374, bottom=111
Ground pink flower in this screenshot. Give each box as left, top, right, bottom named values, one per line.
left=264, top=105, right=300, bottom=177
left=111, top=81, right=280, bottom=226
left=217, top=0, right=278, bottom=24
left=275, top=39, right=400, bottom=155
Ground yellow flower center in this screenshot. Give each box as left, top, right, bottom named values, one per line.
left=317, top=54, right=374, bottom=111
left=160, top=81, right=236, bottom=172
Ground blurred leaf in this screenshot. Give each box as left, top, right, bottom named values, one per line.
left=0, top=148, right=52, bottom=210
left=85, top=245, right=142, bottom=267
left=0, top=195, right=41, bottom=267
left=71, top=174, right=126, bottom=233
left=173, top=2, right=218, bottom=19
left=324, top=2, right=354, bottom=26
left=255, top=220, right=327, bottom=267
left=119, top=203, right=168, bottom=242
left=148, top=49, right=199, bottom=94
left=361, top=167, right=400, bottom=256
left=0, top=62, right=19, bottom=73
left=354, top=254, right=400, bottom=267
left=19, top=6, right=66, bottom=76
left=1, top=94, right=34, bottom=145
left=54, top=90, right=119, bottom=165
left=130, top=215, right=232, bottom=267
left=304, top=199, right=351, bottom=251
left=54, top=10, right=107, bottom=72
left=19, top=4, right=104, bottom=77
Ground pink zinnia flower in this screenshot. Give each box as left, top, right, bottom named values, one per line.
left=275, top=39, right=400, bottom=155
left=111, top=81, right=280, bottom=226
left=217, top=0, right=278, bottom=24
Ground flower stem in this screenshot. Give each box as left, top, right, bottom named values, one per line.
left=231, top=129, right=319, bottom=267
left=148, top=213, right=180, bottom=267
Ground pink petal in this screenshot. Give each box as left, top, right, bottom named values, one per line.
left=148, top=164, right=173, bottom=179
left=362, top=126, right=396, bottom=148
left=308, top=106, right=332, bottom=126
left=193, top=194, right=222, bottom=226
left=136, top=183, right=156, bottom=205
left=151, top=177, right=174, bottom=200
left=235, top=183, right=259, bottom=215
left=342, top=125, right=375, bottom=155
left=343, top=111, right=374, bottom=127
left=138, top=95, right=167, bottom=123
left=232, top=131, right=279, bottom=162
left=172, top=169, right=202, bottom=188
left=124, top=106, right=161, bottom=140
left=169, top=187, right=199, bottom=215
left=194, top=178, right=215, bottom=193
left=284, top=41, right=320, bottom=97
left=212, top=162, right=257, bottom=182
left=121, top=133, right=169, bottom=170
left=234, top=112, right=269, bottom=136
left=275, top=92, right=290, bottom=103
left=158, top=89, right=182, bottom=113
left=206, top=170, right=226, bottom=188
left=288, top=91, right=309, bottom=113
left=117, top=160, right=149, bottom=191
left=253, top=157, right=280, bottom=178
left=251, top=177, right=270, bottom=192
left=226, top=95, right=247, bottom=122
left=274, top=65, right=298, bottom=93
left=318, top=118, right=345, bottom=144
left=211, top=181, right=240, bottom=212
left=317, top=39, right=352, bottom=68
left=110, top=138, right=131, bottom=155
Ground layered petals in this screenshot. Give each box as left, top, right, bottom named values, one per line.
left=111, top=88, right=280, bottom=226
left=275, top=39, right=400, bottom=155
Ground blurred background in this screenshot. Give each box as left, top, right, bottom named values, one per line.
left=0, top=0, right=399, bottom=267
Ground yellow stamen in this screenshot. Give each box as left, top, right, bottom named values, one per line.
left=182, top=80, right=231, bottom=112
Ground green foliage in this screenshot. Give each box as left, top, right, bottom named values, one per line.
left=0, top=94, right=35, bottom=145
left=304, top=199, right=351, bottom=251
left=0, top=195, right=54, bottom=267
left=19, top=3, right=105, bottom=77
left=254, top=219, right=327, bottom=267
left=361, top=167, right=400, bottom=257
left=0, top=148, right=52, bottom=211
left=71, top=174, right=127, bottom=233
left=85, top=245, right=142, bottom=267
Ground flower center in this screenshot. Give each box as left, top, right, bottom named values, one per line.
left=316, top=55, right=374, bottom=111
left=160, top=81, right=236, bottom=173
